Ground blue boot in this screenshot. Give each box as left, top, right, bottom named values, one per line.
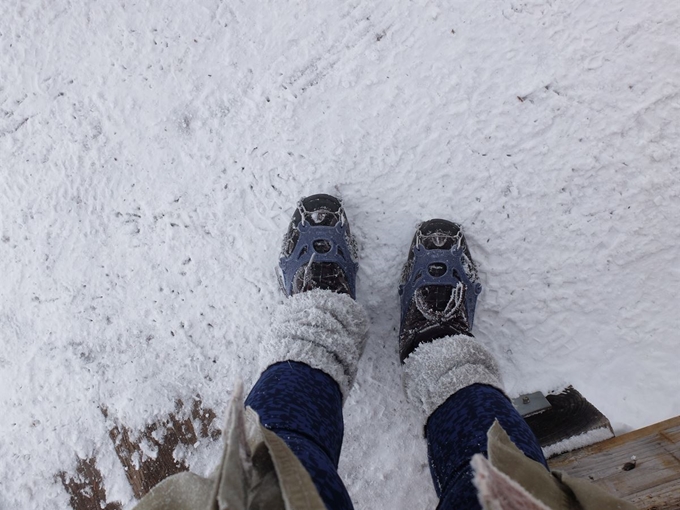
left=399, top=220, right=483, bottom=362
left=278, top=194, right=359, bottom=299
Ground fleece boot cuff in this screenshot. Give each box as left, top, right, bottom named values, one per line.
left=402, top=335, right=504, bottom=417
left=258, top=289, right=369, bottom=402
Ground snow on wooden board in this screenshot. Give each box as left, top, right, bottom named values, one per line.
left=1, top=0, right=680, bottom=508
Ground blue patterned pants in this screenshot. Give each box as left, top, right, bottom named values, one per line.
left=246, top=362, right=547, bottom=510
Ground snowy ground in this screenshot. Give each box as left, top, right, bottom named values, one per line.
left=1, top=0, right=679, bottom=508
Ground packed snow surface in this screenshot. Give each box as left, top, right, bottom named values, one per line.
left=1, top=0, right=679, bottom=508
left=542, top=427, right=615, bottom=459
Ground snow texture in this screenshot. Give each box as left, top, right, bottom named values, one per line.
left=258, top=289, right=369, bottom=401
left=541, top=427, right=615, bottom=459
left=403, top=335, right=504, bottom=418
left=2, top=0, right=680, bottom=508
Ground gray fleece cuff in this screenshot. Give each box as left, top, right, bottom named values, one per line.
left=402, top=335, right=504, bottom=418
left=259, top=289, right=369, bottom=402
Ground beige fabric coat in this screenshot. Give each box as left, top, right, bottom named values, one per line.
left=472, top=421, right=636, bottom=510
left=134, top=386, right=325, bottom=510
left=134, top=397, right=634, bottom=510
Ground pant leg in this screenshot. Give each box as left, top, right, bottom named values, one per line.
left=245, top=361, right=353, bottom=510
left=425, top=383, right=548, bottom=510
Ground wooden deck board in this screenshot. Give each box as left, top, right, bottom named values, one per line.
left=549, top=416, right=680, bottom=509
left=524, top=386, right=614, bottom=453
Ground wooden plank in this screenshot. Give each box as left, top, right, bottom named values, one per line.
left=549, top=416, right=680, bottom=510
left=105, top=397, right=221, bottom=499
left=60, top=396, right=221, bottom=509
left=524, top=386, right=613, bottom=455
left=58, top=457, right=122, bottom=510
